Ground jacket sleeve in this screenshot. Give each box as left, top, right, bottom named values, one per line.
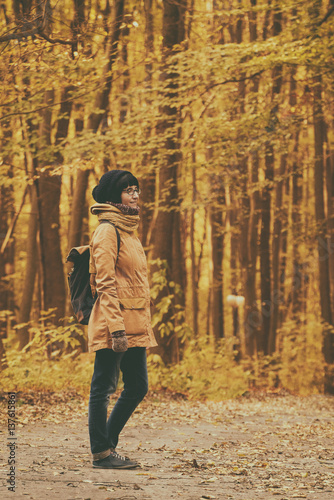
left=91, top=223, right=125, bottom=334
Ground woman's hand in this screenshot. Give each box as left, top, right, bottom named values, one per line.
left=111, top=330, right=128, bottom=352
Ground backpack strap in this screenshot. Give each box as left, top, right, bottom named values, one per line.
left=99, top=220, right=121, bottom=261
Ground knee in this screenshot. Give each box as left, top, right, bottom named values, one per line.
left=137, top=381, right=148, bottom=402
left=124, top=380, right=148, bottom=403
left=90, top=379, right=118, bottom=402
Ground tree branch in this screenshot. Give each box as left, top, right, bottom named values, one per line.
left=199, top=70, right=265, bottom=98
left=0, top=186, right=28, bottom=255
left=0, top=55, right=147, bottom=122
left=0, top=29, right=38, bottom=42
left=0, top=29, right=74, bottom=45
left=39, top=32, right=74, bottom=46
left=318, top=6, right=334, bottom=26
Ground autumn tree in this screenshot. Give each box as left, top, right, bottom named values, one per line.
left=149, top=0, right=187, bottom=364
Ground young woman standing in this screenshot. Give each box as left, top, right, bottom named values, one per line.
left=88, top=170, right=157, bottom=469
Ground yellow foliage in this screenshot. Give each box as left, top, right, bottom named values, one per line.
left=1, top=318, right=326, bottom=399
left=147, top=337, right=249, bottom=400
left=1, top=349, right=94, bottom=395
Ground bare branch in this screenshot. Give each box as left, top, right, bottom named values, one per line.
left=0, top=29, right=74, bottom=45
left=0, top=2, right=73, bottom=46
left=199, top=70, right=265, bottom=98
left=0, top=29, right=38, bottom=42
left=0, top=186, right=28, bottom=255
left=318, top=6, right=334, bottom=26
left=39, top=33, right=74, bottom=46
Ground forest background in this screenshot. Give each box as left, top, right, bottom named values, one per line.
left=1, top=0, right=334, bottom=400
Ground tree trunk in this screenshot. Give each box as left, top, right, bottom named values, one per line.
left=0, top=100, right=16, bottom=353
left=15, top=57, right=41, bottom=346
left=149, top=0, right=186, bottom=364
left=17, top=188, right=38, bottom=349
left=72, top=0, right=85, bottom=55
left=289, top=70, right=304, bottom=323
left=324, top=124, right=334, bottom=313
left=260, top=7, right=282, bottom=354
left=87, top=0, right=125, bottom=131
left=0, top=334, right=7, bottom=371
left=36, top=89, right=66, bottom=323
left=68, top=170, right=91, bottom=249
left=243, top=1, right=261, bottom=357
left=259, top=144, right=273, bottom=354
left=291, top=133, right=304, bottom=314
left=244, top=151, right=261, bottom=357
left=325, top=133, right=334, bottom=309
left=210, top=186, right=225, bottom=341
left=140, top=0, right=156, bottom=247
left=68, top=0, right=124, bottom=251
left=0, top=3, right=16, bottom=342
left=269, top=152, right=286, bottom=354
left=0, top=177, right=14, bottom=368
left=313, top=78, right=332, bottom=323
left=13, top=0, right=33, bottom=22
left=313, top=75, right=334, bottom=392
left=233, top=10, right=247, bottom=356
left=190, top=158, right=199, bottom=337
left=267, top=5, right=285, bottom=355
left=119, top=19, right=130, bottom=125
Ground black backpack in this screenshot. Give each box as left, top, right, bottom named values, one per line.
left=66, top=221, right=120, bottom=325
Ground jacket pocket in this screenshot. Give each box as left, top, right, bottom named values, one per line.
left=119, top=297, right=146, bottom=310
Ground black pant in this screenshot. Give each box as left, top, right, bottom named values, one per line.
left=88, top=347, right=148, bottom=457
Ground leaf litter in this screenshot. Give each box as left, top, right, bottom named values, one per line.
left=0, top=390, right=333, bottom=499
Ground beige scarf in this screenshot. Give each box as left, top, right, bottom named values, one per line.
left=90, top=203, right=139, bottom=233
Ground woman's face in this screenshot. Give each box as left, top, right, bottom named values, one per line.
left=121, top=185, right=140, bottom=207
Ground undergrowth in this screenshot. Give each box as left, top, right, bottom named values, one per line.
left=147, top=337, right=249, bottom=400
left=0, top=318, right=326, bottom=398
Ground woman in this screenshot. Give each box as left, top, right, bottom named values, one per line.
left=88, top=169, right=157, bottom=469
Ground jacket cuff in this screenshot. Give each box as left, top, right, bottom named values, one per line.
left=111, top=330, right=126, bottom=338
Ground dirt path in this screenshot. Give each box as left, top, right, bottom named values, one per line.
left=1, top=392, right=334, bottom=500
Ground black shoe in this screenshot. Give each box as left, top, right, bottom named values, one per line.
left=93, top=451, right=139, bottom=469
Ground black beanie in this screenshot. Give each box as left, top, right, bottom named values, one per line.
left=92, top=170, right=138, bottom=204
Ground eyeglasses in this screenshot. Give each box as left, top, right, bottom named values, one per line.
left=123, top=187, right=141, bottom=196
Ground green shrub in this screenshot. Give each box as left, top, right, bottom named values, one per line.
left=1, top=316, right=94, bottom=394
left=147, top=337, right=249, bottom=400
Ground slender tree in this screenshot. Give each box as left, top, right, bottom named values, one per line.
left=140, top=0, right=156, bottom=247
left=17, top=189, right=38, bottom=349
left=210, top=177, right=225, bottom=341
left=35, top=89, right=67, bottom=323
left=149, top=0, right=187, bottom=363
left=259, top=3, right=283, bottom=354
left=309, top=0, right=334, bottom=393
left=241, top=0, right=261, bottom=357
left=68, top=0, right=125, bottom=251
left=313, top=75, right=334, bottom=392
left=289, top=68, right=304, bottom=323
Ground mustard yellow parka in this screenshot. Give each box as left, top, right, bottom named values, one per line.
left=87, top=203, right=157, bottom=353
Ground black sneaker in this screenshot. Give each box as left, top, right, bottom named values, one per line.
left=93, top=451, right=139, bottom=469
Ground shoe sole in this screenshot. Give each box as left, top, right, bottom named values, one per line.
left=92, top=463, right=139, bottom=469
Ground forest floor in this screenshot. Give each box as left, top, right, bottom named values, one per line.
left=0, top=390, right=334, bottom=500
